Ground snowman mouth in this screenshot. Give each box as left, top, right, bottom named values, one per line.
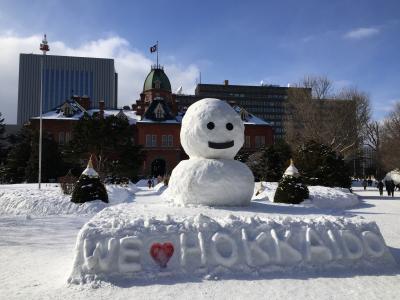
left=208, top=140, right=234, bottom=149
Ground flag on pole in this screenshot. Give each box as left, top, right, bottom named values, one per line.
left=150, top=44, right=157, bottom=53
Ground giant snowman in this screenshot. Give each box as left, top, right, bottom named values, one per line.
left=168, top=98, right=254, bottom=206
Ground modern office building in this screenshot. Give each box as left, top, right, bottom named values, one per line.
left=176, top=81, right=310, bottom=140
left=17, top=53, right=118, bottom=125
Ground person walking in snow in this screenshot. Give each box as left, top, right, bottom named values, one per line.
left=148, top=178, right=152, bottom=189
left=362, top=179, right=368, bottom=190
left=151, top=177, right=155, bottom=188
left=385, top=180, right=395, bottom=196
left=377, top=180, right=384, bottom=196
left=388, top=180, right=395, bottom=197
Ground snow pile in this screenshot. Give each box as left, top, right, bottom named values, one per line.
left=0, top=183, right=136, bottom=216
left=135, top=179, right=151, bottom=187
left=253, top=182, right=359, bottom=209
left=68, top=204, right=394, bottom=285
left=253, top=182, right=278, bottom=201
left=306, top=186, right=359, bottom=209
left=384, top=169, right=400, bottom=185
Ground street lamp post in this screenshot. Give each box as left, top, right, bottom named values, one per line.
left=38, top=34, right=49, bottom=190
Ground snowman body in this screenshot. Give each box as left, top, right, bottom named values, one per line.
left=168, top=98, right=254, bottom=206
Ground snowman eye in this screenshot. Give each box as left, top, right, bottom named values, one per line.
left=207, top=122, right=215, bottom=130
left=226, top=123, right=233, bottom=130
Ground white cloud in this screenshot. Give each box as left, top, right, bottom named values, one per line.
left=343, top=27, right=380, bottom=40
left=0, top=32, right=199, bottom=123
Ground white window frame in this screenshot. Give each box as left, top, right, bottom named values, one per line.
left=168, top=135, right=173, bottom=147
left=146, top=134, right=152, bottom=147
left=161, top=135, right=168, bottom=147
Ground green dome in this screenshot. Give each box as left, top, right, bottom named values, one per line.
left=143, top=67, right=171, bottom=92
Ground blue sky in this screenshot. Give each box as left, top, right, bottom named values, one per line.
left=0, top=0, right=399, bottom=123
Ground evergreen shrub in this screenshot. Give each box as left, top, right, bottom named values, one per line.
left=274, top=175, right=309, bottom=204
left=71, top=174, right=108, bottom=204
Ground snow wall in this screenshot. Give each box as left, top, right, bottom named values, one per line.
left=68, top=210, right=395, bottom=284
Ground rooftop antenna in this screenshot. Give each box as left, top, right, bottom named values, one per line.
left=38, top=34, right=49, bottom=190
left=40, top=34, right=50, bottom=55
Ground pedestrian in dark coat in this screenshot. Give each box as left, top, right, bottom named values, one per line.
left=385, top=180, right=391, bottom=196
left=377, top=181, right=384, bottom=196
left=385, top=180, right=395, bottom=197
left=362, top=179, right=368, bottom=190
left=389, top=180, right=395, bottom=197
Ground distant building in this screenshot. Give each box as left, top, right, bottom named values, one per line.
left=176, top=80, right=311, bottom=140
left=30, top=66, right=274, bottom=177
left=17, top=53, right=118, bottom=125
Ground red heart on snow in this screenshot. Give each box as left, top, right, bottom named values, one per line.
left=150, top=242, right=174, bottom=268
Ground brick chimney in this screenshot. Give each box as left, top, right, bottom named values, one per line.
left=224, top=79, right=229, bottom=86
left=99, top=100, right=105, bottom=118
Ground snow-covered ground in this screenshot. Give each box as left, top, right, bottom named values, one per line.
left=0, top=184, right=399, bottom=299
left=0, top=183, right=137, bottom=216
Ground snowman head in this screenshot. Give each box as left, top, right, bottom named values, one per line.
left=181, top=98, right=244, bottom=159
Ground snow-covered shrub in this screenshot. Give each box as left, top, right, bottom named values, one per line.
left=71, top=157, right=108, bottom=204
left=274, top=175, right=309, bottom=204
left=71, top=174, right=108, bottom=204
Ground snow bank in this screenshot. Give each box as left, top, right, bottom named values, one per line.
left=253, top=182, right=278, bottom=201
left=68, top=204, right=394, bottom=285
left=253, top=182, right=359, bottom=209
left=305, top=186, right=359, bottom=209
left=0, top=183, right=137, bottom=216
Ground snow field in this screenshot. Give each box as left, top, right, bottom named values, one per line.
left=0, top=185, right=399, bottom=299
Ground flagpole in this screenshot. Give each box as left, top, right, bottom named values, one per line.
left=156, top=40, right=159, bottom=67
left=39, top=34, right=49, bottom=190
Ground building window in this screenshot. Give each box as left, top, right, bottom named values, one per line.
left=58, top=132, right=65, bottom=145
left=65, top=132, right=71, bottom=144
left=162, top=135, right=173, bottom=147
left=155, top=104, right=165, bottom=119
left=146, top=134, right=152, bottom=147
left=255, top=136, right=265, bottom=148
left=245, top=136, right=251, bottom=148
left=146, top=135, right=157, bottom=147
left=168, top=135, right=173, bottom=147
left=162, top=135, right=167, bottom=147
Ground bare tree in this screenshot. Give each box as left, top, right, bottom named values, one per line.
left=284, top=76, right=371, bottom=157
left=302, top=75, right=333, bottom=99
left=364, top=121, right=384, bottom=177
left=381, top=102, right=400, bottom=170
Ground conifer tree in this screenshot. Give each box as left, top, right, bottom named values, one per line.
left=274, top=160, right=309, bottom=204
left=246, top=141, right=292, bottom=181
left=294, top=140, right=352, bottom=188
left=66, top=113, right=143, bottom=180
left=0, top=128, right=31, bottom=183
left=71, top=156, right=108, bottom=204
left=25, top=131, right=65, bottom=182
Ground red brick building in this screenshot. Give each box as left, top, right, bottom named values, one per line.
left=31, top=65, right=273, bottom=177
